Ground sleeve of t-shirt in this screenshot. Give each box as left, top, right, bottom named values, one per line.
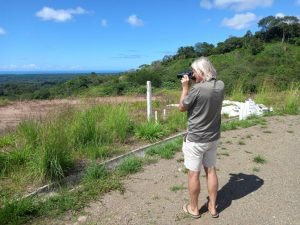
left=182, top=86, right=198, bottom=110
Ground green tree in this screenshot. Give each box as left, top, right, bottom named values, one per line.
left=258, top=15, right=300, bottom=43
left=249, top=37, right=264, bottom=55
left=194, top=42, right=215, bottom=56
left=175, top=46, right=197, bottom=59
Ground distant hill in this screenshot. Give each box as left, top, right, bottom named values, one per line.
left=79, top=42, right=299, bottom=97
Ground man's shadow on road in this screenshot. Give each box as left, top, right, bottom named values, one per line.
left=200, top=173, right=264, bottom=214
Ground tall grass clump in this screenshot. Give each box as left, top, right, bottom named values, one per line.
left=33, top=122, right=73, bottom=182
left=230, top=80, right=247, bottom=102
left=68, top=104, right=132, bottom=147
left=163, top=109, right=187, bottom=133
left=134, top=122, right=165, bottom=142
left=16, top=121, right=41, bottom=150
left=0, top=98, right=9, bottom=107
left=0, top=197, right=40, bottom=225
left=282, top=83, right=300, bottom=115
left=84, top=145, right=121, bottom=160
left=255, top=79, right=278, bottom=106
left=83, top=163, right=109, bottom=182
left=0, top=133, right=15, bottom=148
left=0, top=153, right=9, bottom=175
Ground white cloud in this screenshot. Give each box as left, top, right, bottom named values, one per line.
left=275, top=13, right=285, bottom=18
left=23, top=64, right=38, bottom=69
left=200, top=0, right=273, bottom=11
left=0, top=27, right=7, bottom=35
left=0, top=64, right=39, bottom=70
left=200, top=0, right=213, bottom=9
left=36, top=6, right=87, bottom=22
left=101, top=19, right=107, bottom=27
left=126, top=15, right=144, bottom=27
left=0, top=64, right=17, bottom=70
left=222, top=12, right=257, bottom=29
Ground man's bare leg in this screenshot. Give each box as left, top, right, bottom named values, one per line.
left=204, top=166, right=218, bottom=215
left=187, top=170, right=201, bottom=215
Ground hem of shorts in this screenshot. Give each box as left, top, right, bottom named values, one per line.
left=184, top=164, right=201, bottom=172
left=187, top=137, right=220, bottom=143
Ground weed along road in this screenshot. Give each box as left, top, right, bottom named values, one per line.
left=33, top=115, right=300, bottom=225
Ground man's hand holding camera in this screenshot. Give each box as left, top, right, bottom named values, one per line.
left=179, top=74, right=191, bottom=112
left=181, top=74, right=191, bottom=91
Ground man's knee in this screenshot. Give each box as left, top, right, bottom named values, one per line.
left=204, top=166, right=216, bottom=175
left=188, top=170, right=200, bottom=179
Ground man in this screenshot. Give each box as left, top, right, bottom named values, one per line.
left=179, top=57, right=224, bottom=219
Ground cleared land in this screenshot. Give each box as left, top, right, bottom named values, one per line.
left=0, top=96, right=153, bottom=135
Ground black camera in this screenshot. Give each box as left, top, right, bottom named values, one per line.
left=177, top=71, right=195, bottom=80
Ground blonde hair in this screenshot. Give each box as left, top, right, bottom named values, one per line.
left=191, top=57, right=217, bottom=81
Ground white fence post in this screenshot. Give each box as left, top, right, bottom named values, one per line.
left=147, top=81, right=152, bottom=122
left=155, top=111, right=158, bottom=124
left=163, top=109, right=166, bottom=121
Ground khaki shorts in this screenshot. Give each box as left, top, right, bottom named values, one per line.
left=182, top=138, right=219, bottom=172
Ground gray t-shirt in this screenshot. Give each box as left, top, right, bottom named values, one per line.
left=183, top=79, right=224, bottom=143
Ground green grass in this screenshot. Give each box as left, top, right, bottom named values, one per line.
left=282, top=83, right=300, bottom=115
left=0, top=153, right=9, bottom=175
left=33, top=122, right=74, bottom=182
left=221, top=116, right=266, bottom=131
left=253, top=155, right=267, bottom=164
left=146, top=137, right=182, bottom=159
left=255, top=79, right=278, bottom=106
left=82, top=164, right=110, bottom=182
left=116, top=156, right=144, bottom=177
left=263, top=130, right=272, bottom=133
left=162, top=109, right=187, bottom=133
left=253, top=167, right=260, bottom=172
left=0, top=134, right=15, bottom=148
left=0, top=98, right=9, bottom=107
left=170, top=184, right=186, bottom=192
left=238, top=140, right=246, bottom=145
left=82, top=145, right=122, bottom=160
left=0, top=196, right=40, bottom=225
left=68, top=104, right=133, bottom=146
left=230, top=80, right=247, bottom=102
left=218, top=152, right=230, bottom=156
left=134, top=122, right=166, bottom=142
left=16, top=121, right=41, bottom=150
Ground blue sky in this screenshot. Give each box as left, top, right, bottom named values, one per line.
left=0, top=0, right=299, bottom=72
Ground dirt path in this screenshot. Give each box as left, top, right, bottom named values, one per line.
left=0, top=96, right=149, bottom=135
left=38, top=115, right=300, bottom=225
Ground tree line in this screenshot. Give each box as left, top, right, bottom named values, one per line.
left=161, top=15, right=300, bottom=64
